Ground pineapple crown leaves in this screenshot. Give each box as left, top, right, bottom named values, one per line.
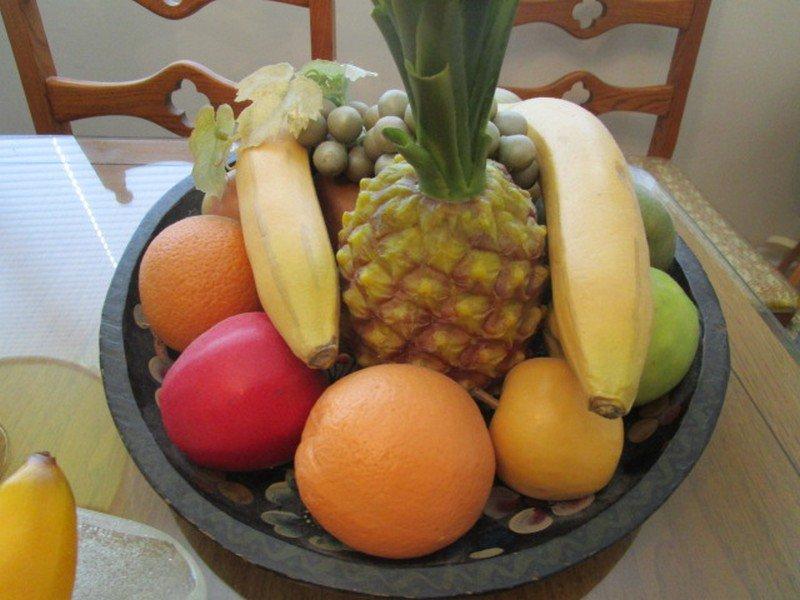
left=189, top=60, right=372, bottom=196
left=298, top=60, right=377, bottom=106
left=372, top=0, right=520, bottom=202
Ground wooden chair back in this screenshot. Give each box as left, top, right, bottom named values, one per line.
left=506, top=0, right=712, bottom=158
left=1, top=0, right=336, bottom=137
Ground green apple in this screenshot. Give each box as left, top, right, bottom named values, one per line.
left=636, top=268, right=700, bottom=405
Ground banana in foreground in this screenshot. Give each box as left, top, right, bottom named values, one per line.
left=0, top=453, right=77, bottom=599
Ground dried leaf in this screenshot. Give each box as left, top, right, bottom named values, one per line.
left=236, top=64, right=323, bottom=147
left=189, top=104, right=235, bottom=198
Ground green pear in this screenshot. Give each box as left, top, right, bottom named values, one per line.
left=633, top=172, right=677, bottom=271
left=636, top=268, right=700, bottom=405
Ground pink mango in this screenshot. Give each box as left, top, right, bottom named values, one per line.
left=160, top=312, right=326, bottom=471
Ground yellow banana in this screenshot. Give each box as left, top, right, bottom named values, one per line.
left=512, top=98, right=653, bottom=417
left=0, top=453, right=77, bottom=599
left=237, top=136, right=340, bottom=369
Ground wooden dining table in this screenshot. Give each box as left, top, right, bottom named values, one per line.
left=1, top=134, right=798, bottom=599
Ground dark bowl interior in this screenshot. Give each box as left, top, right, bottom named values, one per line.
left=100, top=169, right=729, bottom=598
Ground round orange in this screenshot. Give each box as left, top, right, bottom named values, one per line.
left=295, top=364, right=495, bottom=559
left=138, top=215, right=260, bottom=351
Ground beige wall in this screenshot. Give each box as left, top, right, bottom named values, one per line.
left=2, top=0, right=798, bottom=248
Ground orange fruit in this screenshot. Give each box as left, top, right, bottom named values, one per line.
left=138, top=215, right=260, bottom=351
left=490, top=358, right=623, bottom=501
left=295, top=364, right=495, bottom=559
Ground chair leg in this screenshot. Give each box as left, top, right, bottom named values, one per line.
left=0, top=0, right=70, bottom=133
left=309, top=0, right=336, bottom=60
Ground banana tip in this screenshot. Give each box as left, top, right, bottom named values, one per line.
left=308, top=343, right=339, bottom=370
left=589, top=398, right=627, bottom=419
left=30, top=452, right=56, bottom=465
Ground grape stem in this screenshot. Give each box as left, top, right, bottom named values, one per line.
left=471, top=388, right=499, bottom=411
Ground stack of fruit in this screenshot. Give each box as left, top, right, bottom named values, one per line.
left=123, top=0, right=701, bottom=560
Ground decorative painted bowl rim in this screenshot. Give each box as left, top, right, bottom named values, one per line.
left=100, top=170, right=729, bottom=598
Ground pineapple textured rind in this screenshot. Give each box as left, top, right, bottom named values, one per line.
left=337, top=157, right=548, bottom=388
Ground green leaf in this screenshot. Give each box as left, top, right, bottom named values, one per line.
left=298, top=60, right=376, bottom=106
left=236, top=64, right=323, bottom=148
left=189, top=104, right=235, bottom=199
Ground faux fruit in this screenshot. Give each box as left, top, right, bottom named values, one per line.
left=490, top=358, right=623, bottom=501
left=495, top=87, right=522, bottom=104
left=189, top=63, right=354, bottom=369
left=631, top=168, right=677, bottom=271
left=377, top=89, right=408, bottom=118
left=160, top=312, right=326, bottom=471
left=297, top=114, right=327, bottom=147
left=327, top=105, right=363, bottom=145
left=0, top=453, right=77, bottom=600
left=513, top=98, right=653, bottom=417
left=138, top=215, right=260, bottom=351
left=497, top=134, right=536, bottom=172
left=237, top=135, right=340, bottom=369
left=337, top=1, right=548, bottom=388
left=295, top=364, right=495, bottom=559
left=312, top=140, right=348, bottom=177
left=636, top=269, right=700, bottom=405
left=296, top=78, right=537, bottom=189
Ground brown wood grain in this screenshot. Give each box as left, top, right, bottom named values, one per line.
left=3, top=0, right=335, bottom=135
left=46, top=61, right=243, bottom=137
left=507, top=71, right=674, bottom=116
left=649, top=0, right=712, bottom=158
left=73, top=138, right=799, bottom=597
left=0, top=0, right=70, bottom=133
left=131, top=0, right=219, bottom=19
left=131, top=0, right=311, bottom=20
left=507, top=0, right=712, bottom=159
left=309, top=0, right=336, bottom=60
left=515, top=0, right=695, bottom=38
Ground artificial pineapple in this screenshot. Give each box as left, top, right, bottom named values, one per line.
left=337, top=0, right=547, bottom=388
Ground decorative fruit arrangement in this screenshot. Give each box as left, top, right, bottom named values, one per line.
left=128, top=0, right=703, bottom=560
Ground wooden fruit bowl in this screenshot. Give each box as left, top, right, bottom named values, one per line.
left=99, top=168, right=729, bottom=598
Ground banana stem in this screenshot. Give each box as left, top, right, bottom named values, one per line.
left=308, top=343, right=339, bottom=370
left=589, top=398, right=626, bottom=419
